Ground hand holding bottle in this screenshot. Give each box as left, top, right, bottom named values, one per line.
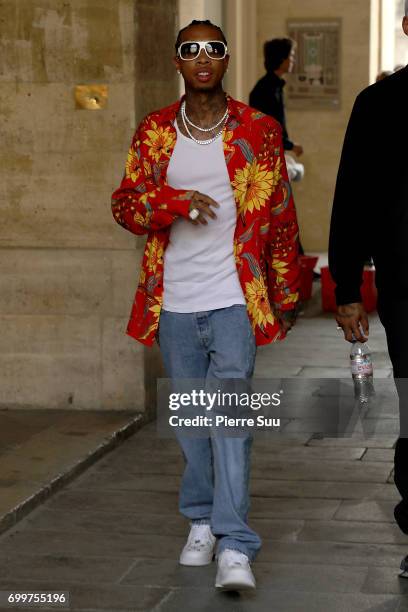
left=336, top=302, right=369, bottom=343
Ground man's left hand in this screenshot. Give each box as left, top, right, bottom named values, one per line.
left=335, top=302, right=369, bottom=342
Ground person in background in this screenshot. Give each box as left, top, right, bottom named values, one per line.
left=250, top=38, right=307, bottom=260
left=329, top=1, right=408, bottom=578
left=249, top=38, right=303, bottom=158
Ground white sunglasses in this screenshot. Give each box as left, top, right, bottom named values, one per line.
left=177, top=40, right=228, bottom=61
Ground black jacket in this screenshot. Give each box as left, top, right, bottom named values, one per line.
left=329, top=66, right=408, bottom=305
left=249, top=72, right=294, bottom=151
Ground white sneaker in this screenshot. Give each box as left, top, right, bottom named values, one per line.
left=179, top=523, right=216, bottom=566
left=215, top=548, right=256, bottom=591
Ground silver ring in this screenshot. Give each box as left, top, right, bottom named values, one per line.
left=189, top=208, right=200, bottom=220
left=336, top=326, right=342, bottom=330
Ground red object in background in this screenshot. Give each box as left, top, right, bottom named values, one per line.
left=299, top=255, right=319, bottom=301
left=321, top=266, right=378, bottom=312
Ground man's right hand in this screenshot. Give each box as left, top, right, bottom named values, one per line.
left=188, top=191, right=220, bottom=225
left=292, top=144, right=304, bottom=157
left=335, top=302, right=369, bottom=343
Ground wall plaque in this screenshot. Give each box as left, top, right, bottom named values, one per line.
left=74, top=85, right=108, bottom=110
left=286, top=19, right=341, bottom=110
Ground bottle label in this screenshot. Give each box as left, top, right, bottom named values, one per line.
left=351, top=358, right=373, bottom=376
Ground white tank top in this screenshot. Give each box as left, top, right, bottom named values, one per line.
left=162, top=120, right=245, bottom=313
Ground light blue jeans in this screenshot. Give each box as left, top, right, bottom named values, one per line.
left=158, top=304, right=262, bottom=562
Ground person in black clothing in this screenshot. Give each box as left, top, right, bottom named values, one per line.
left=249, top=38, right=303, bottom=157
left=329, top=5, right=408, bottom=575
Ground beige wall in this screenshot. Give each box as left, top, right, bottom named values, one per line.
left=255, top=0, right=374, bottom=252
left=0, top=0, right=178, bottom=410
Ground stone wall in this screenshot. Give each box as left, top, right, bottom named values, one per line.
left=256, top=0, right=373, bottom=252
left=0, top=0, right=178, bottom=410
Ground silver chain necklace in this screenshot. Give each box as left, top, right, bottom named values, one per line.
left=181, top=101, right=229, bottom=132
left=180, top=103, right=227, bottom=145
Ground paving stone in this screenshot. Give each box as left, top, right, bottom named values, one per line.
left=23, top=508, right=188, bottom=537
left=251, top=561, right=369, bottom=594
left=250, top=496, right=341, bottom=520
left=298, top=520, right=406, bottom=544
left=0, top=553, right=131, bottom=583
left=251, top=518, right=304, bottom=541
left=334, top=500, right=396, bottom=522
left=155, top=587, right=398, bottom=612
left=44, top=489, right=181, bottom=515
left=362, top=567, right=408, bottom=595
left=69, top=458, right=400, bottom=499
left=397, top=595, right=408, bottom=611
left=58, top=476, right=402, bottom=501
left=99, top=455, right=392, bottom=482
left=250, top=458, right=392, bottom=482
left=94, top=453, right=185, bottom=474
left=122, top=558, right=368, bottom=593
left=0, top=483, right=50, bottom=516
left=98, top=434, right=314, bottom=466
left=251, top=480, right=399, bottom=500
left=257, top=540, right=408, bottom=568
left=0, top=579, right=168, bottom=611
left=23, top=509, right=304, bottom=542
left=40, top=488, right=341, bottom=521
left=308, top=435, right=397, bottom=448
left=76, top=451, right=366, bottom=493
left=363, top=449, right=395, bottom=462
left=255, top=444, right=364, bottom=460
left=0, top=412, right=61, bottom=453
left=68, top=471, right=181, bottom=493
left=366, top=404, right=399, bottom=419
left=252, top=433, right=313, bottom=446
left=298, top=367, right=393, bottom=378
left=0, top=529, right=186, bottom=559
left=94, top=434, right=313, bottom=458
left=389, top=469, right=396, bottom=484
left=253, top=364, right=303, bottom=377
left=352, top=420, right=401, bottom=436
left=285, top=417, right=400, bottom=436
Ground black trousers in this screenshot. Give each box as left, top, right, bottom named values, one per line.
left=377, top=297, right=408, bottom=533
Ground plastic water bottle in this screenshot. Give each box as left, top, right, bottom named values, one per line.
left=350, top=341, right=374, bottom=403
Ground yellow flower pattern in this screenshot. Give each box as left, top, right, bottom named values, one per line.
left=271, top=258, right=289, bottom=285
left=144, top=236, right=164, bottom=274
left=126, top=146, right=141, bottom=183
left=144, top=121, right=175, bottom=163
left=245, top=277, right=275, bottom=330
left=233, top=240, right=244, bottom=265
left=232, top=160, right=274, bottom=215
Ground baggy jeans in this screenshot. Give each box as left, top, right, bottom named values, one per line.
left=158, top=304, right=262, bottom=561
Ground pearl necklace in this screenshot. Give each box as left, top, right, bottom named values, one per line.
left=181, top=101, right=229, bottom=132
left=180, top=103, right=228, bottom=145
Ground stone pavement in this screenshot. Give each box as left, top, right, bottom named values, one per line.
left=1, top=311, right=407, bottom=611
left=0, top=410, right=145, bottom=536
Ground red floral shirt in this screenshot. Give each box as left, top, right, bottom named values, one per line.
left=111, top=94, right=301, bottom=347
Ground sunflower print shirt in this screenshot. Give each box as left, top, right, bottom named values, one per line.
left=111, top=94, right=301, bottom=347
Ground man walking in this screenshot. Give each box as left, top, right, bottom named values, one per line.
left=111, top=19, right=300, bottom=591
left=329, top=3, right=408, bottom=574
left=249, top=38, right=303, bottom=157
